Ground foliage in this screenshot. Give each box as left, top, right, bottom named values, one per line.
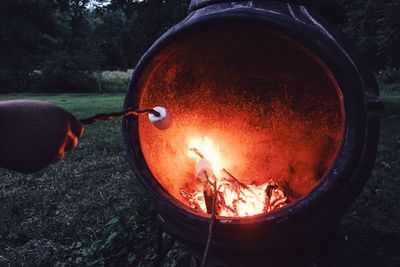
left=0, top=0, right=190, bottom=93
left=376, top=68, right=400, bottom=94
left=376, top=1, right=400, bottom=68
left=97, top=70, right=132, bottom=92
left=0, top=0, right=61, bottom=92
left=77, top=201, right=157, bottom=266
left=338, top=0, right=400, bottom=69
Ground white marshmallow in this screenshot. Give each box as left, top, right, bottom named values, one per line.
left=148, top=106, right=172, bottom=130
left=196, top=158, right=214, bottom=182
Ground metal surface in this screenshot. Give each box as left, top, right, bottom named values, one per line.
left=189, top=0, right=301, bottom=13
left=123, top=1, right=381, bottom=265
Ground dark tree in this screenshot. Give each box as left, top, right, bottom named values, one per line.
left=0, top=0, right=61, bottom=92
left=0, top=0, right=398, bottom=93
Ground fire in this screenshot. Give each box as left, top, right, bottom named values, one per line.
left=188, top=136, right=223, bottom=173
left=182, top=136, right=287, bottom=217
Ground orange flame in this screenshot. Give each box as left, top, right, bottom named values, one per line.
left=186, top=136, right=287, bottom=217
left=188, top=136, right=223, bottom=173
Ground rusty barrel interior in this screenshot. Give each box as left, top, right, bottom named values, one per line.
left=136, top=20, right=345, bottom=211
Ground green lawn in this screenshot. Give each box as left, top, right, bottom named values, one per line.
left=0, top=91, right=399, bottom=266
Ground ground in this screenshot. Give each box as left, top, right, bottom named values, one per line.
left=0, top=88, right=399, bottom=266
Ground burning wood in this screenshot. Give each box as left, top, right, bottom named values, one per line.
left=181, top=136, right=287, bottom=217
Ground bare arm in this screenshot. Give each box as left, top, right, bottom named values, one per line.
left=0, top=100, right=83, bottom=174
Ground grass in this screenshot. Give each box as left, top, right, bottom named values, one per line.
left=0, top=86, right=399, bottom=266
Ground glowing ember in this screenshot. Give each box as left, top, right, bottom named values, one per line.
left=181, top=136, right=287, bottom=217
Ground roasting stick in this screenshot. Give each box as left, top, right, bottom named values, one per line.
left=190, top=147, right=205, bottom=159
left=80, top=106, right=172, bottom=130
left=191, top=148, right=217, bottom=266
left=80, top=107, right=160, bottom=125
left=222, top=168, right=248, bottom=188
left=200, top=171, right=218, bottom=267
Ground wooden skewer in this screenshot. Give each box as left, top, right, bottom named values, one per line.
left=80, top=107, right=160, bottom=125
left=222, top=168, right=248, bottom=188
left=200, top=171, right=217, bottom=267
left=190, top=147, right=205, bottom=159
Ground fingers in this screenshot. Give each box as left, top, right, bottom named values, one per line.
left=64, top=132, right=79, bottom=152
left=51, top=112, right=83, bottom=165
left=64, top=119, right=81, bottom=152
left=52, top=126, right=76, bottom=163
left=64, top=113, right=84, bottom=152
left=53, top=147, right=66, bottom=163
left=68, top=114, right=84, bottom=138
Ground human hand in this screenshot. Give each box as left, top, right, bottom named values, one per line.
left=0, top=100, right=84, bottom=174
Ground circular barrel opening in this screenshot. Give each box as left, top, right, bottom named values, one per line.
left=135, top=20, right=345, bottom=217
